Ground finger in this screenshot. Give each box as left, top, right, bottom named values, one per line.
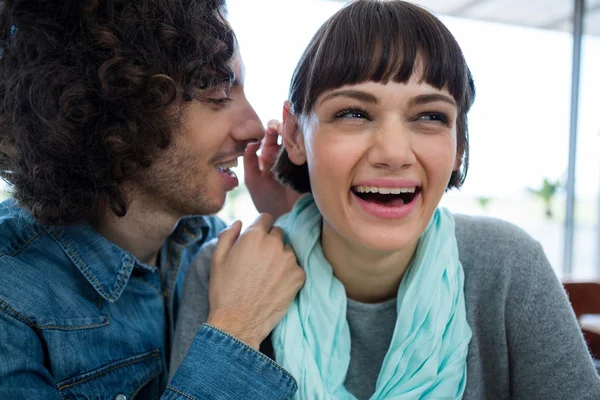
left=260, top=132, right=282, bottom=172
left=213, top=220, right=243, bottom=264
left=262, top=129, right=281, bottom=153
left=259, top=147, right=281, bottom=173
left=264, top=120, right=282, bottom=145
left=243, top=141, right=262, bottom=180
left=249, top=213, right=275, bottom=232
left=267, top=119, right=281, bottom=129
left=268, top=226, right=285, bottom=241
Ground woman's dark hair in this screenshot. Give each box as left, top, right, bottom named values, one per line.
left=274, top=0, right=476, bottom=193
left=0, top=0, right=235, bottom=225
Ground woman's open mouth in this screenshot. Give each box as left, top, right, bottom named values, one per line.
left=351, top=185, right=422, bottom=219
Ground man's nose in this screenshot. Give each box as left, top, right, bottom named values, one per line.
left=232, top=99, right=264, bottom=143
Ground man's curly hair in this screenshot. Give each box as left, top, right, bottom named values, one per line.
left=0, top=0, right=235, bottom=225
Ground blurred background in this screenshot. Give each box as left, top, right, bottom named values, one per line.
left=2, top=0, right=598, bottom=281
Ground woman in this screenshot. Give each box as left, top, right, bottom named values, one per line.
left=171, top=1, right=600, bottom=398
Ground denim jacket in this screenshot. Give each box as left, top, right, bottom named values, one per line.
left=0, top=199, right=297, bottom=399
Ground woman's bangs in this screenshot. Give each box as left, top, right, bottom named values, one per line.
left=300, top=1, right=469, bottom=112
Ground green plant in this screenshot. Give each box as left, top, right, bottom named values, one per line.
left=476, top=196, right=491, bottom=213
left=528, top=178, right=561, bottom=219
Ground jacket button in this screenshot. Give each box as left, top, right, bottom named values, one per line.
left=115, top=395, right=127, bottom=400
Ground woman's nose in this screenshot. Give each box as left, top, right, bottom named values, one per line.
left=367, top=122, right=417, bottom=171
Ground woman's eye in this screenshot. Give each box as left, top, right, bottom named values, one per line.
left=334, top=109, right=370, bottom=120
left=417, top=112, right=450, bottom=125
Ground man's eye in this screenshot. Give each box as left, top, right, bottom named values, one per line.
left=207, top=97, right=232, bottom=105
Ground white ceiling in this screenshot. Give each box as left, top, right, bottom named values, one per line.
left=330, top=0, right=600, bottom=36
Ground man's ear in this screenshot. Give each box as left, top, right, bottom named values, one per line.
left=282, top=101, right=307, bottom=166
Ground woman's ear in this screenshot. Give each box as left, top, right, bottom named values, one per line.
left=282, top=101, right=307, bottom=166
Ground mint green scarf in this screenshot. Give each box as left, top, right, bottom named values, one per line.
left=273, top=194, right=472, bottom=399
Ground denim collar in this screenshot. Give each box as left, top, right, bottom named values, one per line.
left=44, top=215, right=209, bottom=303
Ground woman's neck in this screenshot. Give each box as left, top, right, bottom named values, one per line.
left=321, top=221, right=418, bottom=304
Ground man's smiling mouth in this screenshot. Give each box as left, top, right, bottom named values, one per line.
left=215, top=158, right=239, bottom=174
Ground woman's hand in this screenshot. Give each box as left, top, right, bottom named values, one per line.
left=244, top=120, right=301, bottom=219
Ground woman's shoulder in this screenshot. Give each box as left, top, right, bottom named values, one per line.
left=452, top=214, right=550, bottom=292
left=188, top=238, right=219, bottom=287
left=453, top=213, right=543, bottom=263
left=453, top=213, right=540, bottom=252
left=452, top=215, right=600, bottom=399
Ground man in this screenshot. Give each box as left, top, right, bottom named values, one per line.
left=0, top=0, right=302, bottom=398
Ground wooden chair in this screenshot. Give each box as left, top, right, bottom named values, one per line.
left=563, top=282, right=600, bottom=360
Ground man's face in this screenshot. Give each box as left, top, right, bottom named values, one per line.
left=135, top=56, right=263, bottom=218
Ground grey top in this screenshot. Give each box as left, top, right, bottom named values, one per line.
left=170, top=214, right=600, bottom=399
left=344, top=297, right=397, bottom=398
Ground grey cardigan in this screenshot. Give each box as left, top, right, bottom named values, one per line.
left=170, top=214, right=600, bottom=399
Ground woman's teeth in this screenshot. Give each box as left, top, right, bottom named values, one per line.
left=216, top=158, right=239, bottom=172
left=353, top=186, right=417, bottom=194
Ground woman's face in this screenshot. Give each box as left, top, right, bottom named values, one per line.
left=287, top=74, right=460, bottom=253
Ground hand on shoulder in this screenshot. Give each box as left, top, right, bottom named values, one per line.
left=206, top=214, right=305, bottom=349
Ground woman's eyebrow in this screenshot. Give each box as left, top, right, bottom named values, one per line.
left=319, top=90, right=378, bottom=105
left=409, top=94, right=456, bottom=107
